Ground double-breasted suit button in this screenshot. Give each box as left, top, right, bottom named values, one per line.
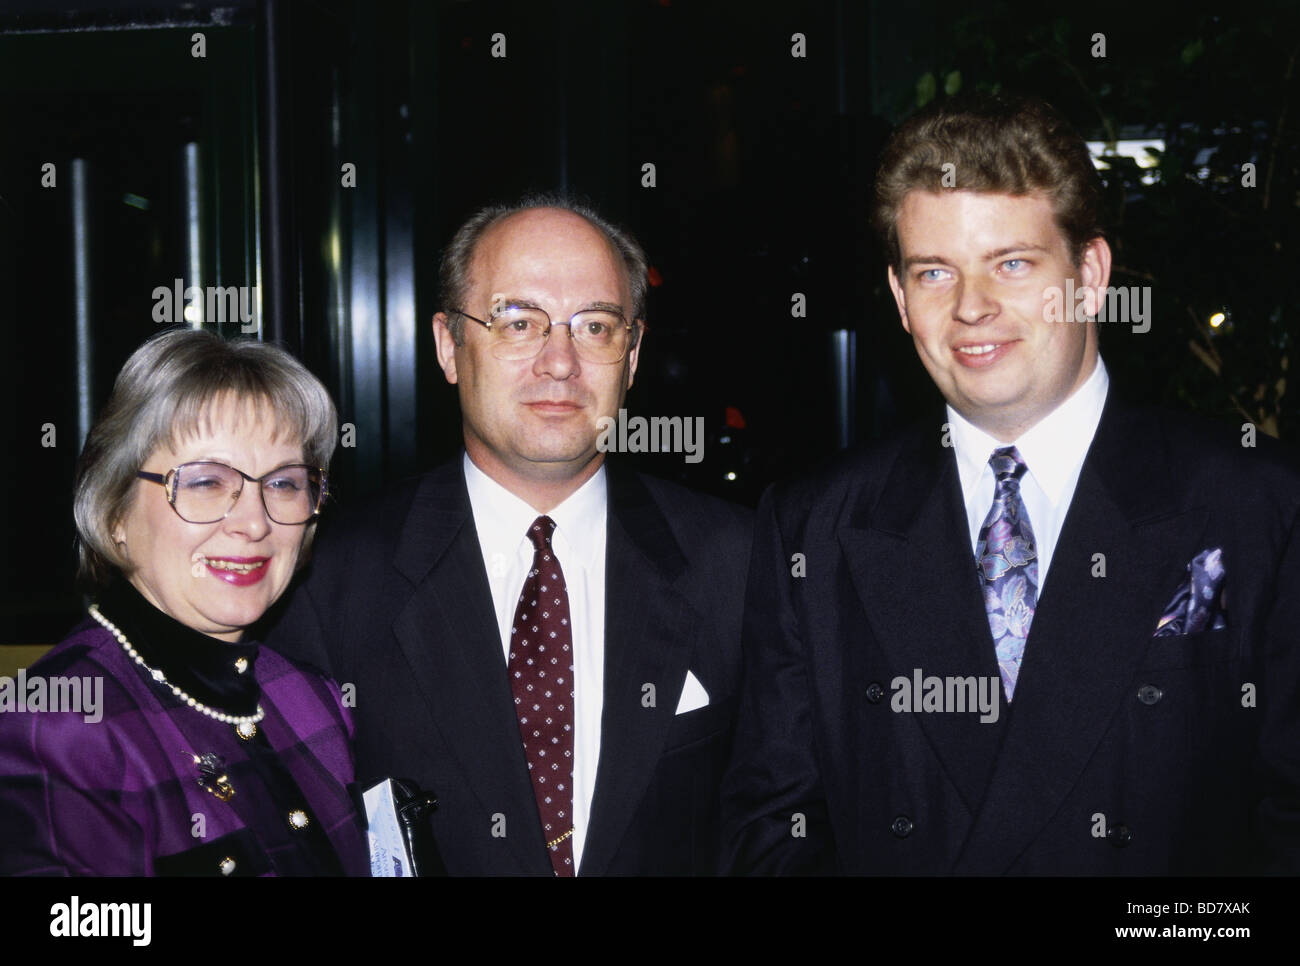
left=1137, top=684, right=1163, bottom=705
left=865, top=682, right=885, bottom=704
left=1107, top=824, right=1132, bottom=847
left=890, top=815, right=914, bottom=837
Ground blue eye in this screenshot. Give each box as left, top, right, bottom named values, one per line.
left=1003, top=258, right=1027, bottom=272
left=919, top=268, right=946, bottom=282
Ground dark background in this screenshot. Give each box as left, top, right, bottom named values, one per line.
left=2, top=0, right=1297, bottom=644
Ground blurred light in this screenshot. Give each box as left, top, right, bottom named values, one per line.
left=1087, top=139, right=1164, bottom=186
left=647, top=265, right=663, bottom=287
left=185, top=142, right=202, bottom=330
left=1209, top=312, right=1225, bottom=329
left=183, top=300, right=201, bottom=324
left=122, top=193, right=150, bottom=210
left=719, top=435, right=731, bottom=445
left=725, top=472, right=737, bottom=482
left=71, top=159, right=92, bottom=450
left=725, top=406, right=747, bottom=429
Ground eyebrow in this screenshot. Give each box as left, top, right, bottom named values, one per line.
left=581, top=301, right=626, bottom=316
left=495, top=297, right=625, bottom=316
left=902, top=244, right=1050, bottom=270
left=492, top=297, right=543, bottom=313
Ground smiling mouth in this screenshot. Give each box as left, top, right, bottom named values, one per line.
left=200, top=557, right=267, bottom=574
left=956, top=343, right=1003, bottom=356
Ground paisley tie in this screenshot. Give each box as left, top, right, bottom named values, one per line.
left=976, top=447, right=1039, bottom=702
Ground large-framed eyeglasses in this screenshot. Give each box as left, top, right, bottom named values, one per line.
left=137, top=461, right=329, bottom=525
left=455, top=304, right=641, bottom=364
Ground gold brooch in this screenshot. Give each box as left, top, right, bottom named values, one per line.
left=191, top=752, right=235, bottom=802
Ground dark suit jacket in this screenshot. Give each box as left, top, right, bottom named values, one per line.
left=721, top=396, right=1300, bottom=874
left=264, top=457, right=752, bottom=875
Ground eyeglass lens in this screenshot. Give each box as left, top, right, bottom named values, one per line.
left=490, top=307, right=629, bottom=361
left=172, top=462, right=323, bottom=524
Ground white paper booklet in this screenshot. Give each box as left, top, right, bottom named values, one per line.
left=363, top=778, right=416, bottom=877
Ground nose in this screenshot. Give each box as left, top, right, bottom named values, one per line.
left=952, top=275, right=998, bottom=325
left=532, top=320, right=581, bottom=380
left=222, top=481, right=272, bottom=539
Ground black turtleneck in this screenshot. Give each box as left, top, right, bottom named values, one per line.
left=96, top=578, right=261, bottom=718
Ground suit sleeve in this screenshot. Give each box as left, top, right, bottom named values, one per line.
left=1255, top=500, right=1300, bottom=873
left=0, top=707, right=145, bottom=876
left=719, top=486, right=837, bottom=874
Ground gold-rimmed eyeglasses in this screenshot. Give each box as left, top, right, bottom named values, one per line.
left=455, top=304, right=640, bottom=364
left=137, top=461, right=328, bottom=525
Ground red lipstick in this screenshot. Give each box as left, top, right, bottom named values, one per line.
left=201, top=556, right=270, bottom=586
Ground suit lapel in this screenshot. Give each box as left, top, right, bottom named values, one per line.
left=840, top=423, right=1008, bottom=822
left=953, top=399, right=1208, bottom=873
left=579, top=463, right=698, bottom=875
left=389, top=461, right=549, bottom=872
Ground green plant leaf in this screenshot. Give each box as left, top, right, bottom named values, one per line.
left=917, top=71, right=936, bottom=107
left=1181, top=38, right=1204, bottom=65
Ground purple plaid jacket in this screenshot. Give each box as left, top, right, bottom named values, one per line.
left=0, top=621, right=369, bottom=876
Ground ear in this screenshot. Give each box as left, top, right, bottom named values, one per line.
left=887, top=265, right=912, bottom=335
left=111, top=515, right=129, bottom=558
left=625, top=321, right=644, bottom=391
left=1078, top=237, right=1113, bottom=319
left=432, top=313, right=459, bottom=384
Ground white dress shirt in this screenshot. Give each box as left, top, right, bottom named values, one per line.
left=947, top=357, right=1110, bottom=591
left=462, top=452, right=606, bottom=872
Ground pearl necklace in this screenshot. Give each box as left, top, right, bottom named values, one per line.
left=88, top=604, right=265, bottom=728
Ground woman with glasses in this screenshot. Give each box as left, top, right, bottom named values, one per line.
left=0, top=328, right=368, bottom=876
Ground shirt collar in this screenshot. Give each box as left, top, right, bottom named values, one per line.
left=948, top=355, right=1110, bottom=508
left=462, top=452, right=607, bottom=571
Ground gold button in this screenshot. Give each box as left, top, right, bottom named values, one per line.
left=288, top=809, right=309, bottom=830
left=220, top=857, right=236, bottom=876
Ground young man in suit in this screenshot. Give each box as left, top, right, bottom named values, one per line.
left=268, top=196, right=751, bottom=875
left=721, top=94, right=1300, bottom=874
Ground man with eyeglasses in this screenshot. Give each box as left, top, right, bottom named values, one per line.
left=267, top=194, right=752, bottom=875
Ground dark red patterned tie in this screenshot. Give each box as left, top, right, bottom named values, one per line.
left=508, top=516, right=576, bottom=875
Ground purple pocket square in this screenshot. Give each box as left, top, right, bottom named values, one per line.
left=1154, top=547, right=1228, bottom=637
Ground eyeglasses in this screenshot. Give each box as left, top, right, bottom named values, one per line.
left=137, top=461, right=329, bottom=525
left=455, top=304, right=640, bottom=364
